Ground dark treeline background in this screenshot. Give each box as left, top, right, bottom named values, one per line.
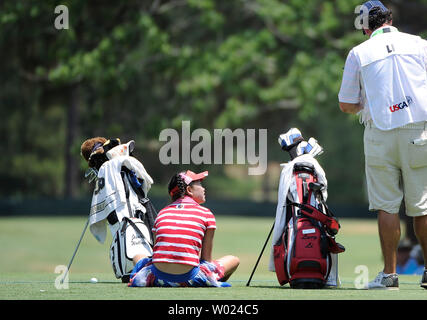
left=1, top=0, right=427, bottom=214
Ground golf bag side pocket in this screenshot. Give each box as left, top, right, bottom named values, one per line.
left=273, top=232, right=289, bottom=285
left=109, top=217, right=153, bottom=281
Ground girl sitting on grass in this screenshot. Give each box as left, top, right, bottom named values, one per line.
left=128, top=170, right=240, bottom=287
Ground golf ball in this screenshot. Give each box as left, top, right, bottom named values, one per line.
left=90, top=277, right=98, bottom=283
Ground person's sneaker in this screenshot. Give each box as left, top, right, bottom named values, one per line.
left=365, top=271, right=399, bottom=290
left=421, top=269, right=427, bottom=289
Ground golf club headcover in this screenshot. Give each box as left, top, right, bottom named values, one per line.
left=106, top=140, right=136, bottom=160
left=278, top=128, right=324, bottom=160
left=278, top=128, right=304, bottom=152
left=102, top=138, right=121, bottom=154
left=293, top=141, right=309, bottom=159
left=88, top=138, right=121, bottom=170
left=305, top=137, right=324, bottom=157
left=292, top=138, right=323, bottom=158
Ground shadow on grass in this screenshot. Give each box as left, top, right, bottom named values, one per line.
left=248, top=285, right=363, bottom=291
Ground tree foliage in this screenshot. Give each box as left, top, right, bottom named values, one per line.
left=1, top=0, right=426, bottom=204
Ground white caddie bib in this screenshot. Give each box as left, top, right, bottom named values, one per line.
left=353, top=28, right=427, bottom=130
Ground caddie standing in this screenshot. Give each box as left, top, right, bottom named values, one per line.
left=338, top=1, right=427, bottom=289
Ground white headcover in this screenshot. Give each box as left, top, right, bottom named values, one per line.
left=106, top=140, right=135, bottom=159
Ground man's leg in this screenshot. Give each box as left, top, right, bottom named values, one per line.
left=415, top=215, right=427, bottom=289
left=364, top=126, right=402, bottom=275
left=378, top=210, right=401, bottom=274
left=413, top=215, right=427, bottom=269
left=365, top=210, right=400, bottom=289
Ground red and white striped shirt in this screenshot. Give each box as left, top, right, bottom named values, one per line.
left=152, top=196, right=216, bottom=267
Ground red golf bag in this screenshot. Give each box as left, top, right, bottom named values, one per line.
left=273, top=162, right=345, bottom=289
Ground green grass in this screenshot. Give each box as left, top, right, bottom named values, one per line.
left=0, top=216, right=426, bottom=300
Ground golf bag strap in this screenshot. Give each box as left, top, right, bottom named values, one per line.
left=316, top=191, right=333, bottom=219
left=121, top=170, right=134, bottom=218
left=123, top=216, right=152, bottom=246
left=289, top=202, right=340, bottom=235
left=328, top=237, right=345, bottom=254
left=121, top=167, right=146, bottom=197
left=121, top=167, right=157, bottom=238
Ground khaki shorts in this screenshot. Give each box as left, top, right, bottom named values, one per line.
left=364, top=121, right=427, bottom=217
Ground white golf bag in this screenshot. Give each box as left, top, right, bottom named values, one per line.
left=87, top=140, right=157, bottom=282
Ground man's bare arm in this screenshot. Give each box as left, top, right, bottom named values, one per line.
left=339, top=102, right=362, bottom=114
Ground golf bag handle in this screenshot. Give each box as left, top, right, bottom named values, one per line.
left=288, top=202, right=340, bottom=236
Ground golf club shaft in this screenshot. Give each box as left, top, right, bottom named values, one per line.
left=246, top=221, right=275, bottom=287
left=61, top=218, right=90, bottom=283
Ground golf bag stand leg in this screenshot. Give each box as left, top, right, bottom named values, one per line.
left=246, top=221, right=275, bottom=286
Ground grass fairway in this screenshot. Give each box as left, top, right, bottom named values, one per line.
left=0, top=215, right=426, bottom=301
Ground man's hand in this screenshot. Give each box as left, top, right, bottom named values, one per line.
left=339, top=102, right=362, bottom=114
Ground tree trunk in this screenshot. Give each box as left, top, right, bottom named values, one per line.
left=64, top=85, right=80, bottom=198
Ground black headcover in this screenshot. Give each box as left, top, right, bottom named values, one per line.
left=88, top=138, right=121, bottom=170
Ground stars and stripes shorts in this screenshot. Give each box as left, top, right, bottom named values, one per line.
left=128, top=258, right=230, bottom=288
